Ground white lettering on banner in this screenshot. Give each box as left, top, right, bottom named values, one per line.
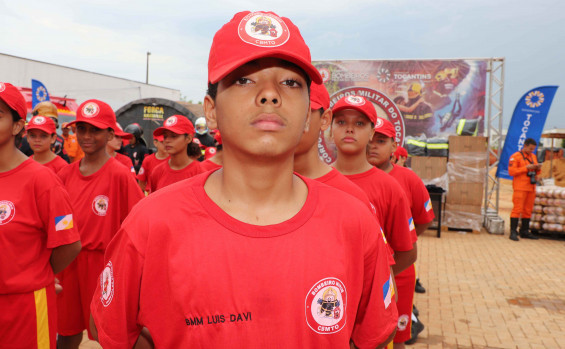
left=393, top=73, right=432, bottom=81
left=517, top=114, right=533, bottom=150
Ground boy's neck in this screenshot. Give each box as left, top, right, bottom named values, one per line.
left=376, top=160, right=394, bottom=173
left=294, top=143, right=332, bottom=179
left=80, top=149, right=111, bottom=176
left=32, top=150, right=57, bottom=164
left=155, top=150, right=168, bottom=160
left=106, top=148, right=117, bottom=157
left=168, top=152, right=192, bottom=170
left=333, top=151, right=373, bottom=175
left=0, top=143, right=27, bottom=172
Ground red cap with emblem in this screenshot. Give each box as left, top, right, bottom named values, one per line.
left=208, top=11, right=322, bottom=85
left=204, top=147, right=217, bottom=159
left=331, top=95, right=377, bottom=124
left=310, top=82, right=330, bottom=110
left=394, top=146, right=408, bottom=159
left=26, top=115, right=57, bottom=134
left=373, top=117, right=395, bottom=138
left=67, top=99, right=116, bottom=130
left=153, top=115, right=195, bottom=136
left=0, top=82, right=27, bottom=119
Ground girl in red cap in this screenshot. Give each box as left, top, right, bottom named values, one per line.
left=27, top=115, right=69, bottom=174
left=0, top=82, right=81, bottom=348
left=148, top=115, right=203, bottom=192
left=56, top=99, right=144, bottom=349
left=91, top=11, right=396, bottom=349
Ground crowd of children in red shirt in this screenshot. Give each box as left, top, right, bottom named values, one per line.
left=0, top=10, right=436, bottom=349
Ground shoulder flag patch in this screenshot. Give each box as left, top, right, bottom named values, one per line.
left=409, top=217, right=416, bottom=231
left=55, top=214, right=73, bottom=231
left=425, top=199, right=433, bottom=212
left=383, top=275, right=393, bottom=309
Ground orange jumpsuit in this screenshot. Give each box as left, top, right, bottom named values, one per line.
left=63, top=133, right=84, bottom=163
left=508, top=151, right=539, bottom=218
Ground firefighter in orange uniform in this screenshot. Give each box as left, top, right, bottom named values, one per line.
left=508, top=138, right=542, bottom=241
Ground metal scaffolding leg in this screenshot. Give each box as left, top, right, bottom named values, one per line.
left=484, top=58, right=505, bottom=227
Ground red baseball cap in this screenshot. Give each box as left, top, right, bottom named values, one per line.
left=26, top=115, right=57, bottom=134
left=153, top=115, right=195, bottom=136
left=114, top=123, right=133, bottom=139
left=154, top=134, right=164, bottom=142
left=0, top=82, right=27, bottom=119
left=373, top=117, right=395, bottom=138
left=204, top=147, right=217, bottom=160
left=208, top=11, right=322, bottom=84
left=214, top=130, right=222, bottom=145
left=67, top=99, right=116, bottom=130
left=310, top=82, right=330, bottom=110
left=394, top=146, right=408, bottom=158
left=331, top=95, right=377, bottom=124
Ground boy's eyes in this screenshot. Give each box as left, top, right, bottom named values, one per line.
left=281, top=79, right=301, bottom=87
left=235, top=78, right=252, bottom=85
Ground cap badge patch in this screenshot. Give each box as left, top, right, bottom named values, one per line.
left=92, top=195, right=109, bottom=216
left=0, top=83, right=5, bottom=93
left=33, top=116, right=47, bottom=125
left=305, top=277, right=347, bottom=334
left=100, top=261, right=115, bottom=307
left=238, top=12, right=290, bottom=48
left=165, top=116, right=178, bottom=126
left=375, top=118, right=384, bottom=128
left=0, top=201, right=15, bottom=225
left=82, top=102, right=100, bottom=118
left=345, top=95, right=366, bottom=106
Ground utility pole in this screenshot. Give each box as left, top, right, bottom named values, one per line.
left=146, top=52, right=151, bottom=84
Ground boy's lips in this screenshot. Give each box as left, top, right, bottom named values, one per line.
left=342, top=137, right=356, bottom=143
left=251, top=113, right=285, bottom=131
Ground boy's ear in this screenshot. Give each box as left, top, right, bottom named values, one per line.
left=12, top=119, right=25, bottom=136
left=303, top=107, right=311, bottom=133
left=204, top=95, right=218, bottom=130
left=50, top=133, right=57, bottom=145
left=369, top=128, right=375, bottom=141
left=320, top=109, right=332, bottom=132
left=107, top=129, right=115, bottom=142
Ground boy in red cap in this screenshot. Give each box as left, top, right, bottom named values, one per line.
left=56, top=99, right=144, bottom=348
left=367, top=117, right=434, bottom=348
left=27, top=115, right=69, bottom=173
left=148, top=115, right=203, bottom=192
left=106, top=122, right=136, bottom=176
left=91, top=11, right=396, bottom=349
left=137, top=134, right=169, bottom=193
left=0, top=82, right=81, bottom=348
left=392, top=146, right=408, bottom=167
left=200, top=130, right=223, bottom=171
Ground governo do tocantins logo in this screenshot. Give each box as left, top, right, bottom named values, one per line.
left=525, top=90, right=544, bottom=108
left=238, top=12, right=290, bottom=47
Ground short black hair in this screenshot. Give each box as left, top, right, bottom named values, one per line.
left=524, top=138, right=537, bottom=147
left=11, top=109, right=22, bottom=123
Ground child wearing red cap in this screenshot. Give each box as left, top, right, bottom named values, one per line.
left=27, top=115, right=69, bottom=173
left=0, top=82, right=81, bottom=348
left=91, top=11, right=396, bottom=349
left=147, top=115, right=204, bottom=192
left=137, top=134, right=169, bottom=193
left=392, top=146, right=408, bottom=167
left=106, top=122, right=136, bottom=176
left=200, top=130, right=223, bottom=171
left=367, top=117, right=434, bottom=347
left=56, top=99, right=144, bottom=348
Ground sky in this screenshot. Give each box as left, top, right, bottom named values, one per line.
left=1, top=0, right=564, bottom=130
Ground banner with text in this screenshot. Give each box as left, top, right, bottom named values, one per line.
left=497, top=86, right=559, bottom=180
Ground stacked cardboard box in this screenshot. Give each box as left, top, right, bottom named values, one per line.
left=410, top=156, right=448, bottom=189
left=444, top=136, right=487, bottom=231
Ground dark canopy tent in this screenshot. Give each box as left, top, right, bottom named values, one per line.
left=115, top=98, right=197, bottom=146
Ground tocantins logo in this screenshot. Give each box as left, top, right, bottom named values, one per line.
left=345, top=95, right=366, bottom=106
left=36, top=86, right=48, bottom=102
left=525, top=90, right=544, bottom=108
left=100, top=261, right=115, bottom=307
left=238, top=12, right=290, bottom=47
left=305, top=277, right=347, bottom=334
left=32, top=116, right=47, bottom=125
left=82, top=102, right=100, bottom=118
left=165, top=116, right=178, bottom=126
left=92, top=195, right=109, bottom=216
left=0, top=201, right=15, bottom=225
left=0, top=83, right=5, bottom=93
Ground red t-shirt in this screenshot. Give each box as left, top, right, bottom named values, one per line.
left=149, top=160, right=204, bottom=192
left=136, top=153, right=169, bottom=183
left=200, top=159, right=222, bottom=172
left=344, top=167, right=416, bottom=252
left=0, top=159, right=80, bottom=294
left=91, top=172, right=397, bottom=348
left=57, top=157, right=144, bottom=251
left=389, top=164, right=435, bottom=225
left=114, top=153, right=136, bottom=176
left=30, top=154, right=69, bottom=174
